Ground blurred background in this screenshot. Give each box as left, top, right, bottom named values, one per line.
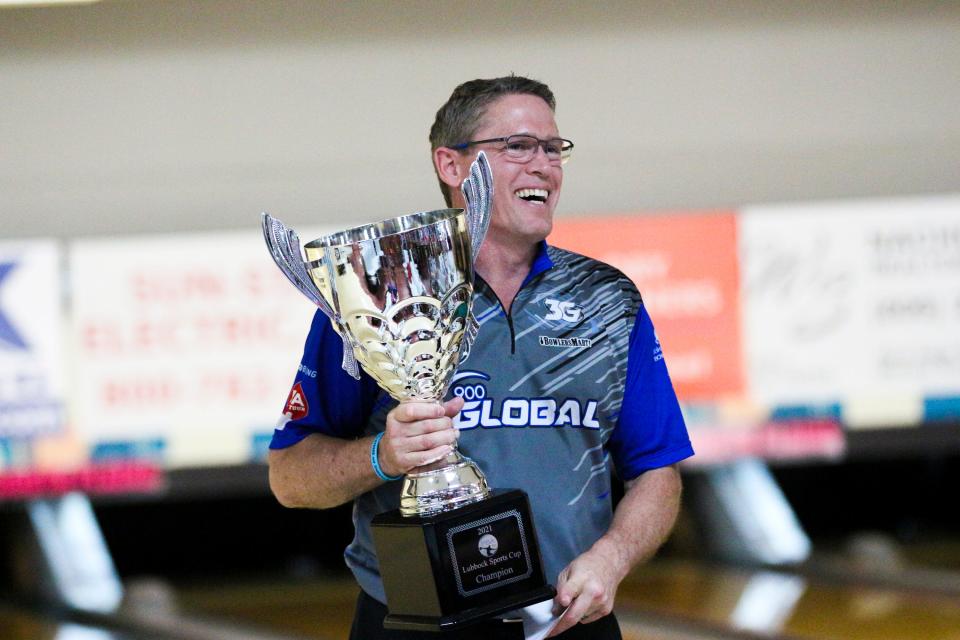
left=1, top=1, right=959, bottom=639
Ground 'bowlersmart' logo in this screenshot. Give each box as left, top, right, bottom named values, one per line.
left=284, top=382, right=309, bottom=420
left=539, top=335, right=592, bottom=348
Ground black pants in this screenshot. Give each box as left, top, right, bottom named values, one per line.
left=349, top=590, right=622, bottom=640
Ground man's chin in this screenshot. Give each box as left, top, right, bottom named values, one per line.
left=525, top=219, right=553, bottom=245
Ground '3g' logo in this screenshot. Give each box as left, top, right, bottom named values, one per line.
left=544, top=298, right=582, bottom=322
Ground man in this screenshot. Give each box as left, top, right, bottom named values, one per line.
left=268, top=76, right=694, bottom=639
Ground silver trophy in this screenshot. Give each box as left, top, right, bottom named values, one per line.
left=264, top=152, right=554, bottom=629
left=262, top=153, right=494, bottom=517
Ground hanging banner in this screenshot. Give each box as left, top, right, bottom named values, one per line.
left=549, top=212, right=745, bottom=402
left=69, top=227, right=329, bottom=468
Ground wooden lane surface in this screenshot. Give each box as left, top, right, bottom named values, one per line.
left=9, top=555, right=958, bottom=640
left=169, top=557, right=960, bottom=640
left=0, top=605, right=61, bottom=640
left=0, top=604, right=142, bottom=640
left=618, top=559, right=960, bottom=640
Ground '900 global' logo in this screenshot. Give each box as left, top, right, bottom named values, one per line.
left=451, top=370, right=489, bottom=403
left=451, top=370, right=600, bottom=431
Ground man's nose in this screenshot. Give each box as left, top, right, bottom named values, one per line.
left=527, top=143, right=552, bottom=173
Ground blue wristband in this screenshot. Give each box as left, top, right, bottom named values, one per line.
left=371, top=432, right=402, bottom=482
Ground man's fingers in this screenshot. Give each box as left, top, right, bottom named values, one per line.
left=387, top=415, right=454, bottom=440
left=579, top=610, right=603, bottom=624
left=419, top=445, right=454, bottom=467
left=552, top=569, right=576, bottom=611
left=378, top=398, right=463, bottom=476
left=443, top=396, right=465, bottom=417
left=548, top=574, right=582, bottom=637
left=399, top=416, right=455, bottom=435
left=546, top=599, right=587, bottom=638
left=391, top=398, right=463, bottom=426
left=411, top=428, right=458, bottom=452
left=391, top=401, right=444, bottom=423
left=548, top=567, right=612, bottom=637
left=381, top=438, right=454, bottom=474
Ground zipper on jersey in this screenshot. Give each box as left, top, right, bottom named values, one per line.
left=475, top=276, right=517, bottom=355
left=505, top=308, right=517, bottom=355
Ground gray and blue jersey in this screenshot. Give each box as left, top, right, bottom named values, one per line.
left=271, top=242, right=694, bottom=603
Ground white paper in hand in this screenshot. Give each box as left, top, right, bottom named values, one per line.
left=517, top=600, right=566, bottom=640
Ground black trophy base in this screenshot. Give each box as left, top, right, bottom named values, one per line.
left=371, top=489, right=555, bottom=632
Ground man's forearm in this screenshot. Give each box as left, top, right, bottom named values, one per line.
left=268, top=432, right=382, bottom=509
left=590, top=464, right=682, bottom=581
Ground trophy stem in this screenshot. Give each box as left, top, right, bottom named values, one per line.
left=399, top=441, right=491, bottom=518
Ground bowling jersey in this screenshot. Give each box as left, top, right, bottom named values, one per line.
left=270, top=241, right=694, bottom=603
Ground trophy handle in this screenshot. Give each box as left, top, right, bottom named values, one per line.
left=261, top=212, right=361, bottom=379
left=458, top=151, right=493, bottom=364
left=458, top=315, right=480, bottom=364
left=460, top=151, right=493, bottom=265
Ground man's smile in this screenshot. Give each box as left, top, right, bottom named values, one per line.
left=515, top=188, right=549, bottom=204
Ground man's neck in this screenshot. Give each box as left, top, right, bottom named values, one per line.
left=474, top=236, right=540, bottom=313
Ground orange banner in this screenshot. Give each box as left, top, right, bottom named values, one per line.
left=549, top=212, right=744, bottom=402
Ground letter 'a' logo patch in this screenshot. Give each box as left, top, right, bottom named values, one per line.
left=285, top=382, right=309, bottom=420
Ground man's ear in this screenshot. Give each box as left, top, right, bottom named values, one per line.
left=433, top=147, right=464, bottom=190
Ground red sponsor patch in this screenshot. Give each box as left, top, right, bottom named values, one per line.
left=285, top=382, right=309, bottom=420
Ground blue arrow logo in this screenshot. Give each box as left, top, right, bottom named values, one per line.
left=0, top=262, right=29, bottom=350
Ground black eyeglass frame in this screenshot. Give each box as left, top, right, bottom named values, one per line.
left=450, top=134, right=574, bottom=164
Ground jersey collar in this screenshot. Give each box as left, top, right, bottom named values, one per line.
left=520, top=240, right=554, bottom=288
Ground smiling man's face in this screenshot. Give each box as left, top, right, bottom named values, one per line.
left=457, top=93, right=563, bottom=248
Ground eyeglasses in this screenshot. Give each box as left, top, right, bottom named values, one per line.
left=451, top=134, right=574, bottom=165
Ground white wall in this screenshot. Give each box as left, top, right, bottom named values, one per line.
left=2, top=0, right=959, bottom=238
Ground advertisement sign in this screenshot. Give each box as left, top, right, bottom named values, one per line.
left=549, top=212, right=745, bottom=402
left=15, top=194, right=950, bottom=481
left=0, top=240, right=65, bottom=442
left=69, top=228, right=328, bottom=468
left=740, top=195, right=960, bottom=427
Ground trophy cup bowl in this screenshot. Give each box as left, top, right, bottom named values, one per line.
left=301, top=207, right=492, bottom=516
left=261, top=153, right=554, bottom=631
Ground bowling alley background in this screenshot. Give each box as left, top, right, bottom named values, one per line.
left=1, top=2, right=959, bottom=639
